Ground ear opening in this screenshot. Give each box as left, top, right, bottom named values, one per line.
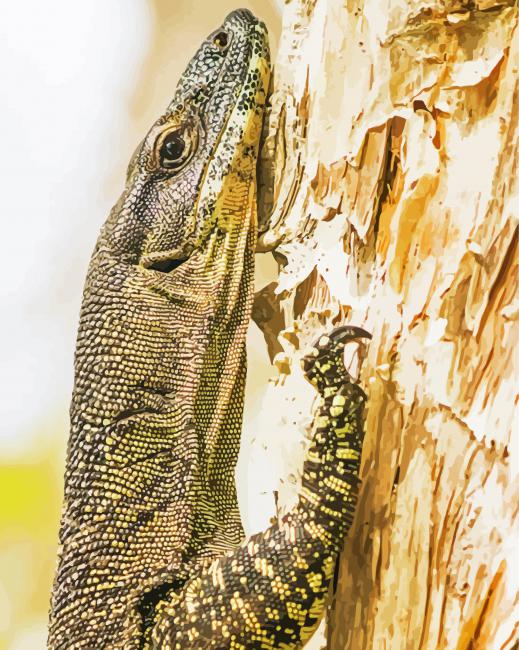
left=148, top=258, right=187, bottom=273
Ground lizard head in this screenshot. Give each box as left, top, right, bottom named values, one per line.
left=101, top=8, right=270, bottom=304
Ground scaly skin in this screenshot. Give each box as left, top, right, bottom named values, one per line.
left=49, top=9, right=370, bottom=649
left=49, top=10, right=270, bottom=648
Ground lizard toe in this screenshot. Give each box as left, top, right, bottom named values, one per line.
left=301, top=325, right=371, bottom=388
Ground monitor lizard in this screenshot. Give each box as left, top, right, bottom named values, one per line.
left=48, top=9, right=370, bottom=649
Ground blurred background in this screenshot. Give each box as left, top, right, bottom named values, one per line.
left=0, top=2, right=281, bottom=647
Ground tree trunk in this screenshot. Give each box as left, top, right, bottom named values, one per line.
left=253, top=1, right=518, bottom=648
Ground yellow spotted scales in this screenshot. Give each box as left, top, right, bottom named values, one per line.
left=48, top=10, right=370, bottom=649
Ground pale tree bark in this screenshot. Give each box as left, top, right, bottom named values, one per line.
left=252, top=1, right=519, bottom=648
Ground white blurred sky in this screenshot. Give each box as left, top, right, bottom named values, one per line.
left=0, top=1, right=280, bottom=460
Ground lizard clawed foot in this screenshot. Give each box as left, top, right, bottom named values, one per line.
left=301, top=325, right=371, bottom=390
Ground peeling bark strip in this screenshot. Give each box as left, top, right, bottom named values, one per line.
left=255, top=1, right=518, bottom=648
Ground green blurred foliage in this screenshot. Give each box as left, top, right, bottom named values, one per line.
left=0, top=427, right=64, bottom=650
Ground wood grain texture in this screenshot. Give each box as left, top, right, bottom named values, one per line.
left=254, top=1, right=518, bottom=647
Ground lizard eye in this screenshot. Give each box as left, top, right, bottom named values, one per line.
left=162, top=131, right=185, bottom=161
left=158, top=123, right=198, bottom=172
left=212, top=30, right=229, bottom=50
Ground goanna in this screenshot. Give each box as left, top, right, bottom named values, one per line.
left=48, top=9, right=370, bottom=649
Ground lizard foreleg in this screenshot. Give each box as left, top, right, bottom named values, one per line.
left=151, top=326, right=371, bottom=649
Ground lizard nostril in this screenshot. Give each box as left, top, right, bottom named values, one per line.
left=212, top=30, right=229, bottom=49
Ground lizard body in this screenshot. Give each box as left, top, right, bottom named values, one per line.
left=49, top=10, right=270, bottom=647
left=49, top=9, right=369, bottom=649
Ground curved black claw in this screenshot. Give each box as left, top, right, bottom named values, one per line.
left=302, top=325, right=371, bottom=388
